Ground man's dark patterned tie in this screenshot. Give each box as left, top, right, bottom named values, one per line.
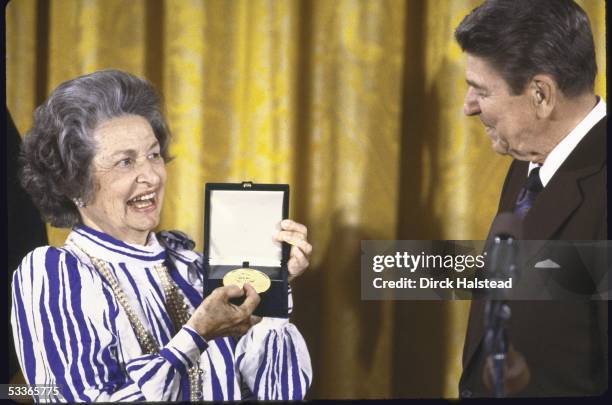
left=514, top=166, right=543, bottom=219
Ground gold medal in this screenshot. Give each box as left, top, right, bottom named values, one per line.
left=223, top=268, right=271, bottom=293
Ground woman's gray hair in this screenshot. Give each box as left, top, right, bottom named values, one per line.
left=20, top=69, right=172, bottom=228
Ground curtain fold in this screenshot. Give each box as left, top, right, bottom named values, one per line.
left=6, top=0, right=606, bottom=399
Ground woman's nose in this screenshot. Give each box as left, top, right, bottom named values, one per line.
left=135, top=160, right=161, bottom=185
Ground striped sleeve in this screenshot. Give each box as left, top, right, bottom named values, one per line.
left=288, top=285, right=294, bottom=315
left=10, top=247, right=208, bottom=402
left=235, top=317, right=312, bottom=400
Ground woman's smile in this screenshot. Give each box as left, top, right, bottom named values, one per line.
left=127, top=190, right=159, bottom=210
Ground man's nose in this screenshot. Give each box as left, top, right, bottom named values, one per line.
left=463, top=88, right=481, bottom=116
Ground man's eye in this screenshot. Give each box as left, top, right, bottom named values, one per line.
left=148, top=152, right=161, bottom=160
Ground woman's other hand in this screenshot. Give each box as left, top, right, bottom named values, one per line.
left=186, top=283, right=261, bottom=340
left=276, top=219, right=312, bottom=283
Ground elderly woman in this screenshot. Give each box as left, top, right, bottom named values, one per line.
left=12, top=70, right=313, bottom=402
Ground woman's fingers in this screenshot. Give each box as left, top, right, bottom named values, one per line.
left=276, top=231, right=313, bottom=255
left=280, top=219, right=307, bottom=237
left=288, top=245, right=309, bottom=276
left=240, top=283, right=261, bottom=314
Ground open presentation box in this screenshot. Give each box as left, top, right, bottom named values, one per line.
left=203, top=182, right=290, bottom=318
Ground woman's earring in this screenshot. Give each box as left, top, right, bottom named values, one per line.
left=73, top=198, right=86, bottom=208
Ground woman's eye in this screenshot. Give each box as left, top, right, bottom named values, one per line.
left=117, top=158, right=133, bottom=167
left=148, top=152, right=161, bottom=160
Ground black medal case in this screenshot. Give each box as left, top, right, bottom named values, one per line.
left=203, top=182, right=290, bottom=318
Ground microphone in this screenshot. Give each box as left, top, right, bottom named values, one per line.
left=482, top=212, right=529, bottom=397
left=487, top=212, right=522, bottom=283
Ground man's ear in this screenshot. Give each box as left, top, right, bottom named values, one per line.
left=530, top=74, right=556, bottom=118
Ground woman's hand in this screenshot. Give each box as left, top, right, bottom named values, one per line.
left=186, top=283, right=262, bottom=340
left=276, top=219, right=313, bottom=283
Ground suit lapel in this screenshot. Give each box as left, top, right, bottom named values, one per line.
left=520, top=170, right=583, bottom=260
left=524, top=117, right=605, bottom=249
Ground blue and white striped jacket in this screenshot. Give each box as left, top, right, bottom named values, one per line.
left=11, top=225, right=312, bottom=402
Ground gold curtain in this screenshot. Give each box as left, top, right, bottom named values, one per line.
left=6, top=0, right=606, bottom=399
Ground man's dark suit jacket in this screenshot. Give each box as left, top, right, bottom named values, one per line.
left=459, top=116, right=608, bottom=397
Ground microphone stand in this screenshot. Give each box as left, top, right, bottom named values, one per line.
left=483, top=235, right=518, bottom=398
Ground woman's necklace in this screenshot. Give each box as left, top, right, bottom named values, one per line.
left=69, top=239, right=204, bottom=401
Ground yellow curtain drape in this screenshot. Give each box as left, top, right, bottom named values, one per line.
left=6, top=0, right=606, bottom=399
